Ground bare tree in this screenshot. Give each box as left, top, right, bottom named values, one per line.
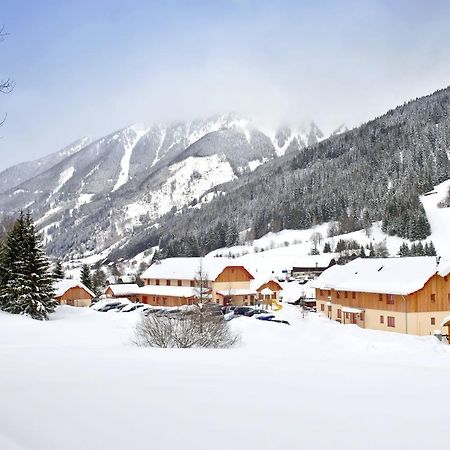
left=193, top=260, right=211, bottom=333
left=310, top=232, right=323, bottom=253
left=1, top=26, right=14, bottom=127
left=134, top=309, right=239, bottom=348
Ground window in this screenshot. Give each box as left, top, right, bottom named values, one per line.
left=320, top=304, right=325, bottom=311
left=360, top=312, right=364, bottom=321
left=156, top=279, right=160, bottom=286
left=166, top=280, right=170, bottom=286
left=380, top=315, right=384, bottom=324
left=337, top=309, right=342, bottom=319
left=431, top=317, right=436, bottom=325
left=319, top=289, right=323, bottom=296
left=336, top=291, right=340, bottom=299
left=387, top=294, right=394, bottom=305
left=378, top=293, right=383, bottom=302
left=444, top=276, right=448, bottom=282
left=387, top=316, right=395, bottom=327
left=190, top=280, right=195, bottom=287
left=178, top=280, right=182, bottom=287
left=352, top=292, right=356, bottom=299
left=143, top=296, right=148, bottom=303
left=345, top=312, right=349, bottom=319
left=344, top=291, right=348, bottom=299
left=430, top=294, right=436, bottom=303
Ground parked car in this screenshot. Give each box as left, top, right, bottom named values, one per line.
left=244, top=309, right=270, bottom=317
left=233, top=307, right=254, bottom=316
left=255, top=314, right=276, bottom=321
left=97, top=302, right=122, bottom=312
left=121, top=303, right=145, bottom=312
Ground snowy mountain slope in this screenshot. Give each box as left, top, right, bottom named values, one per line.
left=0, top=137, right=91, bottom=194
left=0, top=115, right=326, bottom=260
left=421, top=178, right=450, bottom=256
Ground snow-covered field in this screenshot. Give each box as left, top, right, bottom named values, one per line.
left=1, top=305, right=449, bottom=450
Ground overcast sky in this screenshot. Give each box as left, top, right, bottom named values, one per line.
left=1, top=0, right=450, bottom=170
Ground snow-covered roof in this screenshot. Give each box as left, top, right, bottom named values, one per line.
left=312, top=257, right=439, bottom=295
left=138, top=285, right=197, bottom=298
left=217, top=289, right=257, bottom=296
left=250, top=277, right=283, bottom=291
left=341, top=306, right=365, bottom=314
left=54, top=279, right=96, bottom=298
left=105, top=284, right=140, bottom=296
left=289, top=254, right=339, bottom=268
left=142, top=257, right=254, bottom=281
left=437, top=259, right=450, bottom=277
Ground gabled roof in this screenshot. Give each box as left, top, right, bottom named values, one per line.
left=250, top=277, right=283, bottom=292
left=312, top=257, right=439, bottom=296
left=142, top=257, right=254, bottom=282
left=54, top=279, right=96, bottom=298
left=105, top=284, right=140, bottom=296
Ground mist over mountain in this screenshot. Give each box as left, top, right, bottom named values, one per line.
left=0, top=114, right=326, bottom=261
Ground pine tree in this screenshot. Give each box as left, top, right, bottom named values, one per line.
left=323, top=242, right=332, bottom=253
left=80, top=264, right=93, bottom=291
left=369, top=242, right=375, bottom=257
left=359, top=245, right=366, bottom=258
left=398, top=242, right=410, bottom=257
left=0, top=211, right=57, bottom=320
left=53, top=259, right=65, bottom=279
left=92, top=268, right=107, bottom=296
left=427, top=241, right=437, bottom=256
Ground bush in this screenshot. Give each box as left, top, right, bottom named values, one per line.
left=134, top=308, right=239, bottom=349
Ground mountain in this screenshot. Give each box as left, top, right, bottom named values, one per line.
left=0, top=114, right=325, bottom=261
left=115, top=86, right=450, bottom=261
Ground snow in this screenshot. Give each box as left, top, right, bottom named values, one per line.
left=124, top=155, right=236, bottom=225
left=312, top=256, right=439, bottom=295
left=421, top=178, right=450, bottom=257
left=105, top=284, right=140, bottom=296
left=0, top=305, right=449, bottom=450
left=52, top=166, right=74, bottom=195
left=112, top=126, right=147, bottom=192
left=247, top=158, right=266, bottom=171
left=76, top=193, right=94, bottom=208
left=142, top=257, right=246, bottom=281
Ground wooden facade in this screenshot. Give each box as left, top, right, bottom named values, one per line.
left=56, top=287, right=93, bottom=308
left=316, top=273, right=450, bottom=338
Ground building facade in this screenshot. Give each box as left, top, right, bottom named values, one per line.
left=314, top=257, right=450, bottom=340
left=54, top=280, right=95, bottom=307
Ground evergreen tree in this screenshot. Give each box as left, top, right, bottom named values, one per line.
left=80, top=264, right=93, bottom=291
left=369, top=242, right=375, bottom=257
left=323, top=242, right=332, bottom=253
left=359, top=245, right=366, bottom=258
left=427, top=241, right=437, bottom=256
left=0, top=211, right=57, bottom=320
left=398, top=242, right=410, bottom=257
left=92, top=268, right=107, bottom=296
left=53, top=259, right=65, bottom=280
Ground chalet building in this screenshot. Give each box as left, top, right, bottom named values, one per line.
left=104, top=284, right=141, bottom=302
left=54, top=280, right=95, bottom=307
left=314, top=257, right=450, bottom=340
left=290, top=254, right=338, bottom=278
left=139, top=257, right=259, bottom=307
left=250, top=278, right=283, bottom=306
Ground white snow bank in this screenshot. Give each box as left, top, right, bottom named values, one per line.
left=0, top=305, right=449, bottom=450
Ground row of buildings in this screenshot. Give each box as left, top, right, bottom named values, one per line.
left=55, top=257, right=285, bottom=308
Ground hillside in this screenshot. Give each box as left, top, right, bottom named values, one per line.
left=123, top=86, right=450, bottom=262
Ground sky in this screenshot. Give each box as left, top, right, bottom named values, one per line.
left=1, top=0, right=450, bottom=170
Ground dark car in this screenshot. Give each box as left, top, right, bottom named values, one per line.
left=255, top=314, right=276, bottom=321
left=244, top=308, right=270, bottom=317
left=233, top=307, right=254, bottom=316
left=97, top=302, right=122, bottom=312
